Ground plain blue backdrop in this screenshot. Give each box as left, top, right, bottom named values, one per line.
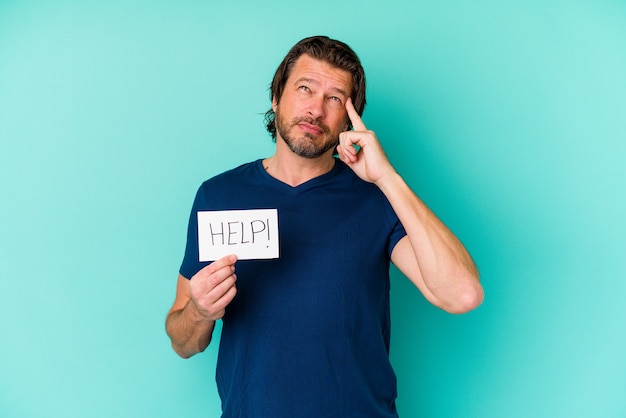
left=1, top=1, right=625, bottom=417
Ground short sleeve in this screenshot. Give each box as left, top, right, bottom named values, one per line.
left=179, top=185, right=211, bottom=279
left=383, top=198, right=407, bottom=258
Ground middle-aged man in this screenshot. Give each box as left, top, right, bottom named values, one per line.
left=166, top=35, right=484, bottom=417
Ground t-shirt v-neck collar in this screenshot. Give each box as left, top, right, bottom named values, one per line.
left=255, top=158, right=343, bottom=194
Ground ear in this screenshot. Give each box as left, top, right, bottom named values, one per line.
left=272, top=97, right=278, bottom=112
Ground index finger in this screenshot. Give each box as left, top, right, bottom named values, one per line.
left=346, top=97, right=367, bottom=131
left=205, top=254, right=238, bottom=274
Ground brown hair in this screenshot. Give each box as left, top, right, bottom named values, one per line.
left=264, top=36, right=367, bottom=139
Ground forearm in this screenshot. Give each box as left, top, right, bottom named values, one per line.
left=378, top=172, right=482, bottom=312
left=166, top=301, right=216, bottom=359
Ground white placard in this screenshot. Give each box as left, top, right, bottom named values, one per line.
left=197, top=209, right=279, bottom=261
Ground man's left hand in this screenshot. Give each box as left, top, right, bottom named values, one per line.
left=336, top=98, right=396, bottom=185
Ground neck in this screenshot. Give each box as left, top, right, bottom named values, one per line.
left=264, top=141, right=335, bottom=187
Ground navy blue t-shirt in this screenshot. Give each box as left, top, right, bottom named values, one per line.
left=180, top=159, right=406, bottom=418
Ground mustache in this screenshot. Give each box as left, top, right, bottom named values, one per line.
left=291, top=117, right=330, bottom=134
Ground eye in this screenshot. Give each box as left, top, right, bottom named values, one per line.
left=298, top=85, right=311, bottom=93
left=328, top=96, right=343, bottom=105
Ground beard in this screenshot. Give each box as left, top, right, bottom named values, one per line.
left=274, top=107, right=340, bottom=159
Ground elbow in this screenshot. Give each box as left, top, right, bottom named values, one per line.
left=172, top=342, right=193, bottom=359
left=170, top=339, right=209, bottom=359
left=453, top=285, right=484, bottom=314
left=442, top=275, right=484, bottom=314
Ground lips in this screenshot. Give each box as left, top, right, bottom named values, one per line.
left=297, top=121, right=324, bottom=135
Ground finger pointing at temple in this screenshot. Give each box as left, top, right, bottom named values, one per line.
left=346, top=97, right=367, bottom=131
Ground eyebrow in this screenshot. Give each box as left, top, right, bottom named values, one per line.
left=294, top=77, right=349, bottom=98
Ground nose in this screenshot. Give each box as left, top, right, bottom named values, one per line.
left=307, top=95, right=325, bottom=120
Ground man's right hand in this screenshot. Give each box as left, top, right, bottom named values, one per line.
left=188, top=254, right=238, bottom=322
left=166, top=254, right=239, bottom=358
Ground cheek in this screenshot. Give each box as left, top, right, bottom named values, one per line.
left=333, top=114, right=350, bottom=132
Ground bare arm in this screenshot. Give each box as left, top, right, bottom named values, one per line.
left=337, top=99, right=483, bottom=313
left=382, top=176, right=482, bottom=313
left=165, top=255, right=238, bottom=358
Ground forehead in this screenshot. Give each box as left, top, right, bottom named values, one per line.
left=287, top=54, right=353, bottom=94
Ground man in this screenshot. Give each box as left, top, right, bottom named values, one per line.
left=166, top=36, right=483, bottom=417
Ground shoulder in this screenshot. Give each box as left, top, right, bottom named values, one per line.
left=199, top=160, right=262, bottom=190
left=204, top=159, right=261, bottom=183
left=190, top=160, right=268, bottom=210
left=333, top=159, right=385, bottom=195
left=334, top=159, right=401, bottom=221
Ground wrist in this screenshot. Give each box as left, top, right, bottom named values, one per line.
left=374, top=169, right=402, bottom=192
left=186, top=299, right=215, bottom=324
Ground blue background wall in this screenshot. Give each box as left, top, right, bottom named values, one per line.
left=1, top=1, right=625, bottom=417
